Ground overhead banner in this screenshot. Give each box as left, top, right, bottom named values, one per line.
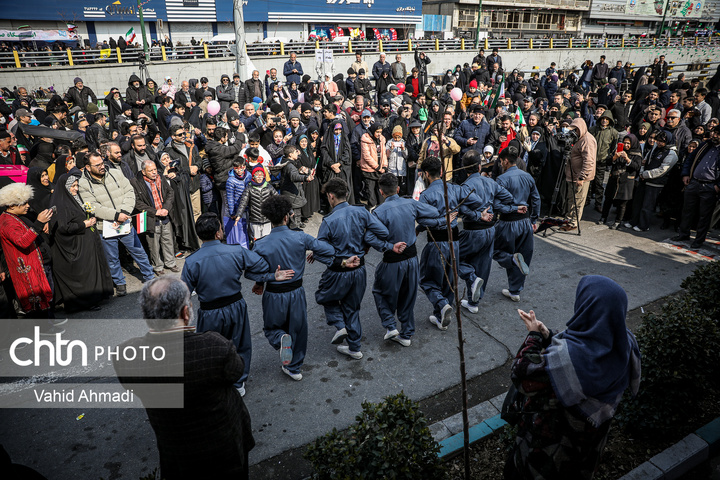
left=667, top=0, right=704, bottom=18
left=625, top=0, right=665, bottom=17
left=0, top=30, right=79, bottom=42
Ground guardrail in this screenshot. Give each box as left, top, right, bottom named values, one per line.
left=1, top=36, right=718, bottom=70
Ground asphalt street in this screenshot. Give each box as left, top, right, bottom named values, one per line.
left=0, top=209, right=716, bottom=479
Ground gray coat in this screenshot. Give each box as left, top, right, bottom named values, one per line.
left=78, top=168, right=136, bottom=222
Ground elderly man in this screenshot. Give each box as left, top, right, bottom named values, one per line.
left=245, top=70, right=264, bottom=102
left=372, top=53, right=390, bottom=83
left=78, top=151, right=155, bottom=296
left=65, top=77, right=98, bottom=113
left=131, top=160, right=179, bottom=275
left=390, top=54, right=407, bottom=85
left=11, top=87, right=38, bottom=114
left=283, top=52, right=304, bottom=85
left=113, top=276, right=255, bottom=479
left=177, top=80, right=202, bottom=127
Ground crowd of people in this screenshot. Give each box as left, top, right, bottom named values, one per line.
left=1, top=44, right=719, bottom=480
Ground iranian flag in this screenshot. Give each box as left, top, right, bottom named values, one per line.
left=490, top=75, right=505, bottom=109
left=515, top=108, right=526, bottom=127
left=125, top=27, right=136, bottom=44
left=135, top=211, right=147, bottom=234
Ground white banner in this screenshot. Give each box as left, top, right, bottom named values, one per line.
left=0, top=30, right=78, bottom=42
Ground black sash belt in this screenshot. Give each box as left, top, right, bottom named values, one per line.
left=463, top=220, right=495, bottom=231
left=265, top=279, right=304, bottom=293
left=499, top=211, right=530, bottom=222
left=200, top=291, right=243, bottom=310
left=328, top=256, right=366, bottom=272
left=427, top=226, right=459, bottom=242
left=382, top=243, right=418, bottom=263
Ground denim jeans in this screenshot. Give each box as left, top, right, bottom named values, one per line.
left=100, top=227, right=155, bottom=285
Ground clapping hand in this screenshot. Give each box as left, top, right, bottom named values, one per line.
left=518, top=309, right=550, bottom=339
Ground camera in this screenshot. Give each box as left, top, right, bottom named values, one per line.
left=169, top=160, right=180, bottom=169
left=556, top=129, right=579, bottom=146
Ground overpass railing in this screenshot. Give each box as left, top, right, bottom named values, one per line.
left=1, top=36, right=717, bottom=70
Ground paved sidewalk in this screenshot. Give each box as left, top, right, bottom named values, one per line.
left=0, top=212, right=715, bottom=480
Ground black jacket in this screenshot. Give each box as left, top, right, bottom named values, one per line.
left=205, top=139, right=243, bottom=188
left=165, top=141, right=201, bottom=193
left=125, top=74, right=154, bottom=120
left=65, top=86, right=98, bottom=112
left=130, top=171, right=175, bottom=224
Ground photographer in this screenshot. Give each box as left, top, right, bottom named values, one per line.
left=561, top=118, right=597, bottom=232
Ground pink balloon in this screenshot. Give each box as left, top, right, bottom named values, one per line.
left=450, top=88, right=463, bottom=102
left=396, top=83, right=405, bottom=95
left=207, top=100, right=220, bottom=116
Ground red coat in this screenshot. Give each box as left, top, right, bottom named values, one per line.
left=0, top=212, right=52, bottom=312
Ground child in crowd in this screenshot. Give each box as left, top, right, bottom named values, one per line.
left=199, top=158, right=220, bottom=214
left=237, top=166, right=278, bottom=242
left=225, top=158, right=251, bottom=247
left=385, top=125, right=408, bottom=194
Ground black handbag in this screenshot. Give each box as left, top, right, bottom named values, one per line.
left=500, top=383, right=526, bottom=426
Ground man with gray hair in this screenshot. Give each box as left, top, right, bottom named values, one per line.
left=131, top=159, right=179, bottom=276
left=114, top=277, right=255, bottom=479
left=391, top=54, right=407, bottom=85
left=664, top=108, right=692, bottom=155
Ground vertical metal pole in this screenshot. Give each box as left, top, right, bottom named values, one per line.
left=656, top=0, right=671, bottom=37
left=437, top=124, right=471, bottom=480
left=233, top=0, right=248, bottom=80
left=137, top=0, right=149, bottom=61
left=474, top=0, right=483, bottom=49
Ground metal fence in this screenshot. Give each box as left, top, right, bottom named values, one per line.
left=1, top=36, right=718, bottom=70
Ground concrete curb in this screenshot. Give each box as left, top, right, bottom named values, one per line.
left=431, top=393, right=720, bottom=480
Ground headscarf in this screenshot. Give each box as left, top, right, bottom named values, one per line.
left=543, top=276, right=641, bottom=427
left=26, top=167, right=53, bottom=214
left=50, top=169, right=84, bottom=229
left=624, top=133, right=641, bottom=154
left=51, top=154, right=70, bottom=184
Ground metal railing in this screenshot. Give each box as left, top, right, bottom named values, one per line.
left=0, top=36, right=717, bottom=70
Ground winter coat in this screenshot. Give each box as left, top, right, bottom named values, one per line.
left=237, top=181, right=278, bottom=223
left=65, top=86, right=98, bottom=112
left=130, top=171, right=175, bottom=224
left=205, top=139, right=243, bottom=189
left=642, top=146, right=678, bottom=187
left=418, top=134, right=460, bottom=180
left=567, top=118, right=597, bottom=183
left=77, top=168, right=136, bottom=222
left=125, top=74, right=154, bottom=119
left=226, top=169, right=251, bottom=217
left=359, top=132, right=388, bottom=174
left=165, top=141, right=201, bottom=193
left=385, top=138, right=408, bottom=176
left=279, top=160, right=309, bottom=208
left=454, top=118, right=491, bottom=155
left=609, top=149, right=641, bottom=201
left=589, top=111, right=619, bottom=167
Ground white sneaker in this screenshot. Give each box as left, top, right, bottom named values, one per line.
left=470, top=277, right=484, bottom=303
left=384, top=328, right=400, bottom=340
left=461, top=299, right=478, bottom=314
left=513, top=253, right=529, bottom=276
left=282, top=366, right=303, bottom=381
left=331, top=327, right=348, bottom=345
left=623, top=222, right=633, bottom=229
left=441, top=304, right=453, bottom=328
left=502, top=289, right=520, bottom=302
left=429, top=315, right=448, bottom=331
left=236, top=383, right=246, bottom=397
left=280, top=334, right=293, bottom=366
left=633, top=226, right=642, bottom=232
left=391, top=336, right=411, bottom=347
left=337, top=345, right=363, bottom=359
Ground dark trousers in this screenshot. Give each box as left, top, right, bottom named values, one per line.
left=363, top=172, right=385, bottom=208
left=262, top=287, right=307, bottom=374
left=197, top=298, right=250, bottom=388
left=600, top=178, right=629, bottom=223
left=678, top=180, right=719, bottom=244
left=631, top=183, right=663, bottom=230
left=459, top=227, right=495, bottom=306
left=372, top=258, right=419, bottom=340
left=493, top=218, right=534, bottom=295
left=316, top=267, right=367, bottom=352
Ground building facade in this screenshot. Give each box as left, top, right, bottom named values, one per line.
left=0, top=0, right=421, bottom=46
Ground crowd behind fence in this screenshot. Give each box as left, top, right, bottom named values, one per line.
left=1, top=36, right=718, bottom=70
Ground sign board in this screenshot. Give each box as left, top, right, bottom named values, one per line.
left=315, top=49, right=334, bottom=63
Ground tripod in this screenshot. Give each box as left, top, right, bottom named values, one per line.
left=543, top=140, right=582, bottom=237
left=137, top=53, right=150, bottom=84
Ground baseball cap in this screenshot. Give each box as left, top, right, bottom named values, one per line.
left=361, top=109, right=372, bottom=118
left=15, top=108, right=31, bottom=118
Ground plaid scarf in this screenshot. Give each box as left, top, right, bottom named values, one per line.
left=147, top=175, right=163, bottom=209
